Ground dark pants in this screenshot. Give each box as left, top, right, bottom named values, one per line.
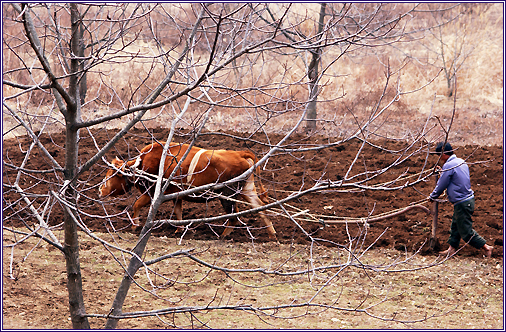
left=447, top=197, right=486, bottom=249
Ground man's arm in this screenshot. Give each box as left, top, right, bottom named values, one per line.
left=429, top=168, right=452, bottom=199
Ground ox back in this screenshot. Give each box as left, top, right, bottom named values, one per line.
left=132, top=143, right=251, bottom=203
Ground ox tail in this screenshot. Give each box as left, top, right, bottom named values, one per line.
left=240, top=151, right=269, bottom=205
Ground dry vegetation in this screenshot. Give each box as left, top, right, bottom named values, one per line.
left=3, top=3, right=503, bottom=145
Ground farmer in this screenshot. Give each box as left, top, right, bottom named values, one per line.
left=429, top=142, right=493, bottom=258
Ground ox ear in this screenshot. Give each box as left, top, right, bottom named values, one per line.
left=112, top=157, right=123, bottom=167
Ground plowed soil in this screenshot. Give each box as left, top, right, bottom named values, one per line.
left=3, top=127, right=503, bottom=257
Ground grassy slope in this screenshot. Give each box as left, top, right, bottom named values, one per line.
left=2, top=4, right=503, bottom=145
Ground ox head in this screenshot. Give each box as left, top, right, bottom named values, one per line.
left=98, top=157, right=131, bottom=198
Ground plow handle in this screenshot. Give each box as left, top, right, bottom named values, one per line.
left=432, top=198, right=438, bottom=239
left=429, top=174, right=439, bottom=250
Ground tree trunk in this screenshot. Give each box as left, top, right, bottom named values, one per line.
left=447, top=74, right=455, bottom=97
left=78, top=22, right=87, bottom=105
left=305, top=50, right=319, bottom=133
left=305, top=3, right=326, bottom=133
left=62, top=4, right=90, bottom=329
left=62, top=122, right=89, bottom=328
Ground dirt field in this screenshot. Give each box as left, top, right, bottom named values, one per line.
left=2, top=126, right=504, bottom=329
left=3, top=127, right=503, bottom=255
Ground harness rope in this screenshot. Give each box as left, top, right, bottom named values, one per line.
left=113, top=155, right=435, bottom=226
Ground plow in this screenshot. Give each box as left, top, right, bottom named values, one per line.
left=265, top=195, right=441, bottom=252
left=267, top=199, right=433, bottom=225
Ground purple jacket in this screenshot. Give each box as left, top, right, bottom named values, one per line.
left=430, top=154, right=474, bottom=204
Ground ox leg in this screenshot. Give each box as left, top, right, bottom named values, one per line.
left=173, top=199, right=185, bottom=234
left=131, top=194, right=152, bottom=231
left=240, top=175, right=277, bottom=241
left=219, top=195, right=239, bottom=239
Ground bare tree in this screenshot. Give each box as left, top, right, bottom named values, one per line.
left=250, top=3, right=429, bottom=133
left=421, top=3, right=480, bottom=97
left=3, top=3, right=466, bottom=329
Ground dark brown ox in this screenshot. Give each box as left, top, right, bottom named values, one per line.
left=98, top=142, right=276, bottom=240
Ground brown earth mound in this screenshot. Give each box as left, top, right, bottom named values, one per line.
left=2, top=127, right=503, bottom=257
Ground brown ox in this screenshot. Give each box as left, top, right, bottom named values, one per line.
left=98, top=142, right=276, bottom=240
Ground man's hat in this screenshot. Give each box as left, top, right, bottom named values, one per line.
left=434, top=142, right=453, bottom=155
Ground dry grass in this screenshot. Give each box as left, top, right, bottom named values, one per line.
left=2, top=4, right=503, bottom=145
